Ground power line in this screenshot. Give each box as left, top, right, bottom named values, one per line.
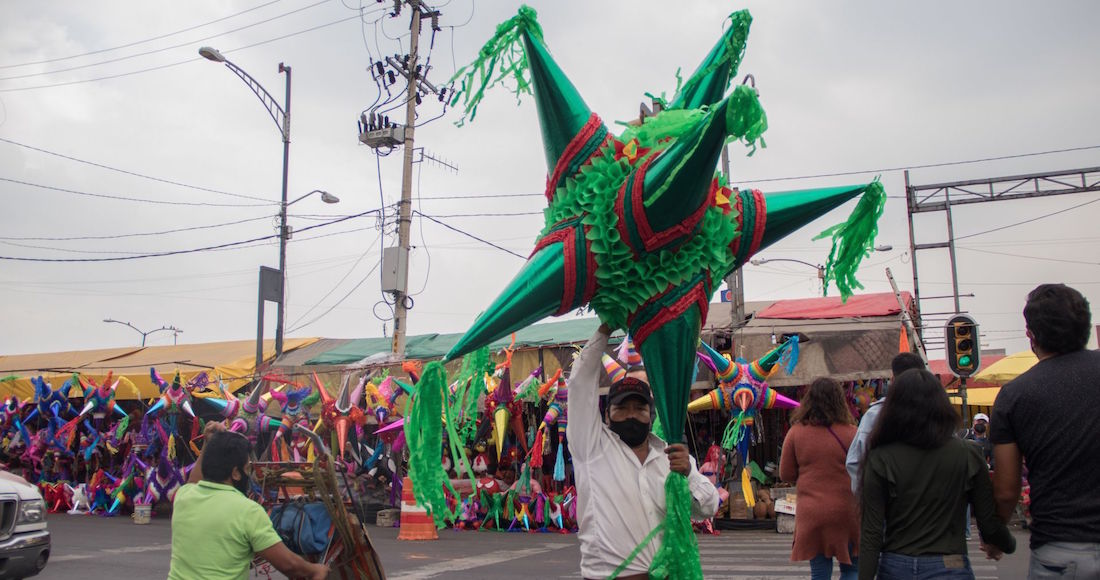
left=0, top=14, right=363, bottom=93
left=413, top=211, right=527, bottom=259
left=0, top=0, right=334, bottom=81
left=0, top=176, right=271, bottom=207
left=0, top=207, right=380, bottom=262
left=287, top=259, right=382, bottom=332
left=957, top=246, right=1100, bottom=267
left=736, top=144, right=1100, bottom=184
left=0, top=0, right=287, bottom=69
left=0, top=137, right=273, bottom=203
left=0, top=215, right=273, bottom=242
left=288, top=230, right=382, bottom=330
left=955, top=196, right=1100, bottom=241
left=426, top=211, right=543, bottom=218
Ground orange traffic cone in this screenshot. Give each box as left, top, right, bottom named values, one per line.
left=397, top=477, right=438, bottom=540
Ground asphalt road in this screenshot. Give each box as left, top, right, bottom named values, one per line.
left=36, top=512, right=1032, bottom=579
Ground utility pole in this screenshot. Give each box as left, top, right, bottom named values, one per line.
left=390, top=1, right=422, bottom=356
left=721, top=146, right=746, bottom=329
left=359, top=1, right=446, bottom=357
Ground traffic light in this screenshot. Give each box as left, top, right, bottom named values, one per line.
left=945, top=314, right=980, bottom=378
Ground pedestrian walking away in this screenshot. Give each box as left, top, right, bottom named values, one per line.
left=781, top=377, right=860, bottom=580
left=991, top=284, right=1100, bottom=578
left=859, top=369, right=1015, bottom=580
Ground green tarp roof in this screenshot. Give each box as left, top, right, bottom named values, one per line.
left=305, top=316, right=610, bottom=365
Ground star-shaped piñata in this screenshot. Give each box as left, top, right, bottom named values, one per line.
left=442, top=7, right=885, bottom=577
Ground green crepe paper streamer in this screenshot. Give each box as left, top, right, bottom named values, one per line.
left=452, top=347, right=491, bottom=446
left=404, top=361, right=460, bottom=528
left=649, top=474, right=702, bottom=580
left=813, top=179, right=887, bottom=300
left=651, top=412, right=667, bottom=443
left=724, top=84, right=768, bottom=156
left=609, top=523, right=663, bottom=580
left=669, top=10, right=753, bottom=111
left=482, top=491, right=504, bottom=529
left=449, top=5, right=543, bottom=126
left=302, top=387, right=321, bottom=408
left=720, top=413, right=748, bottom=451
left=114, top=416, right=130, bottom=441
left=747, top=460, right=767, bottom=484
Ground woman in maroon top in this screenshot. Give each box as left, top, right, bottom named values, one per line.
left=781, top=377, right=860, bottom=580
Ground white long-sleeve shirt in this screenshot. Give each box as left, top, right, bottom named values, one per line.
left=566, top=329, right=719, bottom=579
left=845, top=398, right=883, bottom=494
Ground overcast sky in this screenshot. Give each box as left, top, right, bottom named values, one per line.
left=1, top=0, right=1097, bottom=359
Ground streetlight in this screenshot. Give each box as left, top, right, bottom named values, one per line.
left=750, top=245, right=894, bottom=280
left=103, top=319, right=182, bottom=347
left=199, top=45, right=292, bottom=358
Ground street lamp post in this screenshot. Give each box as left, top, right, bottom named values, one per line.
left=103, top=319, right=182, bottom=347
left=199, top=46, right=292, bottom=358
left=750, top=245, right=894, bottom=281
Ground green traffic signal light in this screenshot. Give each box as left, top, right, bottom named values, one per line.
left=958, top=354, right=972, bottom=368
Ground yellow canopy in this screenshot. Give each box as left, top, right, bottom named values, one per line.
left=0, top=338, right=319, bottom=401
left=972, top=350, right=1038, bottom=385
left=949, top=387, right=1000, bottom=407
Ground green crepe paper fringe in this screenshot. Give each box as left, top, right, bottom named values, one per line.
left=675, top=11, right=752, bottom=108
left=448, top=5, right=543, bottom=127
left=404, top=361, right=460, bottom=528
left=724, top=84, right=768, bottom=156
left=651, top=412, right=667, bottom=442
left=720, top=412, right=748, bottom=451
left=302, top=387, right=321, bottom=408
left=541, top=90, right=767, bottom=329
left=649, top=474, right=703, bottom=579
left=813, top=179, right=887, bottom=300
left=452, top=347, right=492, bottom=446
left=114, top=416, right=130, bottom=440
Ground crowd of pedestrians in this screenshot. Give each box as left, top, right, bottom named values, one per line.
left=781, top=283, right=1097, bottom=579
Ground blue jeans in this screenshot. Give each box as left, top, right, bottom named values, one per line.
left=1030, top=542, right=1100, bottom=579
left=810, top=553, right=857, bottom=580
left=877, top=552, right=974, bottom=579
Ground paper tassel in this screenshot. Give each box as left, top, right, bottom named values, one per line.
left=404, top=361, right=460, bottom=528
left=648, top=474, right=702, bottom=579
left=449, top=5, right=543, bottom=126
left=553, top=434, right=566, bottom=482
left=530, top=429, right=545, bottom=469
left=814, top=179, right=887, bottom=300
left=741, top=467, right=756, bottom=508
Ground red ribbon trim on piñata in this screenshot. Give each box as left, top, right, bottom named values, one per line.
left=556, top=228, right=579, bottom=316
left=631, top=274, right=712, bottom=345
left=631, top=157, right=711, bottom=253
left=729, top=190, right=746, bottom=257
left=544, top=113, right=605, bottom=202
left=747, top=189, right=767, bottom=257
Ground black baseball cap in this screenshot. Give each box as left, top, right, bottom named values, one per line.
left=608, top=376, right=654, bottom=407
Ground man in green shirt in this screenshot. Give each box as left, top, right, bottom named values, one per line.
left=168, top=423, right=328, bottom=580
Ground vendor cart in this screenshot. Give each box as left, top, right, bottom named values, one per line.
left=252, top=426, right=385, bottom=580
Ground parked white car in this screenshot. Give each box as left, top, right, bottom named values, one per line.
left=0, top=470, right=49, bottom=579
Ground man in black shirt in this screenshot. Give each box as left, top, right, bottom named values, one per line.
left=991, top=284, right=1100, bottom=577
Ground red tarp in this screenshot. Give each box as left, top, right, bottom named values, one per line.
left=756, top=291, right=913, bottom=320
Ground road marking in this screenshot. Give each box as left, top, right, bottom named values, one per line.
left=388, top=543, right=573, bottom=580
left=51, top=543, right=172, bottom=562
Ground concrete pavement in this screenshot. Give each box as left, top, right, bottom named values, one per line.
left=37, top=512, right=1031, bottom=579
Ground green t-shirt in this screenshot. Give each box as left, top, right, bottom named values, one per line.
left=168, top=481, right=283, bottom=580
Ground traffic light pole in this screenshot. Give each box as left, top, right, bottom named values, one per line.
left=960, top=376, right=968, bottom=425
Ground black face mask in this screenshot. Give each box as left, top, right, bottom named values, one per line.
left=609, top=418, right=650, bottom=447
left=974, top=423, right=987, bottom=435
left=233, top=464, right=252, bottom=495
